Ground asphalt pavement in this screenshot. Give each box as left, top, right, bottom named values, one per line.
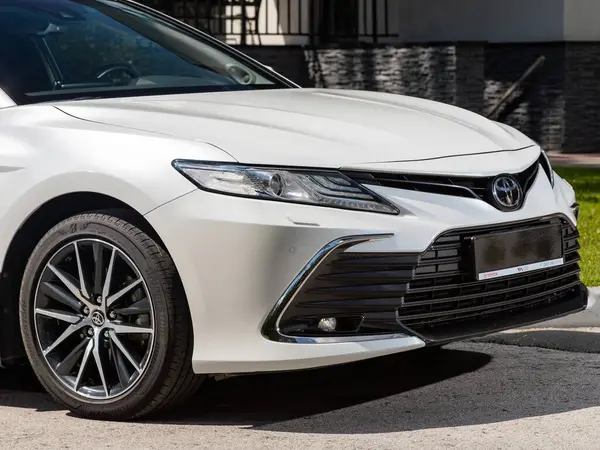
left=0, top=330, right=600, bottom=449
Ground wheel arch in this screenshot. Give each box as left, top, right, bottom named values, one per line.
left=0, top=191, right=165, bottom=366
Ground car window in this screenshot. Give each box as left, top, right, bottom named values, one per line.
left=45, top=17, right=197, bottom=83
left=0, top=0, right=292, bottom=105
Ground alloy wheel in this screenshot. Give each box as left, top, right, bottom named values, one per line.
left=33, top=238, right=155, bottom=400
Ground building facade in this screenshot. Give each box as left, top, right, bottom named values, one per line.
left=145, top=0, right=600, bottom=153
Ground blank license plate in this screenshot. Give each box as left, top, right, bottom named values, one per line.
left=472, top=224, right=564, bottom=281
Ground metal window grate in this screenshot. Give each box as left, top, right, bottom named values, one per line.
left=139, top=0, right=393, bottom=44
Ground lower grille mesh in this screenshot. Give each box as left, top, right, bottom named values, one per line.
left=272, top=216, right=585, bottom=342
left=396, top=217, right=581, bottom=340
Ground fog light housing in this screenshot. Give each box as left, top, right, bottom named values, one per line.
left=571, top=203, right=580, bottom=220
left=317, top=317, right=337, bottom=333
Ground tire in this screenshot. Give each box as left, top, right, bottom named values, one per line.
left=19, top=212, right=204, bottom=420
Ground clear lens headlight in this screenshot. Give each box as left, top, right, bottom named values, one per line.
left=172, top=160, right=400, bottom=214
left=540, top=149, right=555, bottom=187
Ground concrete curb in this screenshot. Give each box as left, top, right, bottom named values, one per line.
left=522, top=286, right=600, bottom=329
left=548, top=152, right=600, bottom=168
left=469, top=288, right=600, bottom=352
left=471, top=327, right=600, bottom=353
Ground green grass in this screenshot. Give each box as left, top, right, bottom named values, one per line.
left=555, top=167, right=600, bottom=286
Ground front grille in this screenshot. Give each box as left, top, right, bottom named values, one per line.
left=398, top=217, right=582, bottom=341
left=269, top=216, right=586, bottom=342
left=343, top=156, right=541, bottom=210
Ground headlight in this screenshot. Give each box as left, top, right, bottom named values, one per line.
left=539, top=149, right=555, bottom=187
left=172, top=160, right=400, bottom=215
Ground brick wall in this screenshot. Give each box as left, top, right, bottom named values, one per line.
left=303, top=45, right=460, bottom=105
left=241, top=43, right=600, bottom=154
left=564, top=43, right=600, bottom=154
left=484, top=44, right=566, bottom=152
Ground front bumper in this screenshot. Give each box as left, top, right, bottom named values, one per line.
left=145, top=169, right=586, bottom=374
left=263, top=217, right=586, bottom=346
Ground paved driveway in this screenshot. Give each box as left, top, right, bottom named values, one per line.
left=0, top=331, right=599, bottom=450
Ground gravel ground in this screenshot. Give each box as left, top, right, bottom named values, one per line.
left=0, top=336, right=599, bottom=450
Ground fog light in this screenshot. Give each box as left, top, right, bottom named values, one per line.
left=317, top=317, right=337, bottom=332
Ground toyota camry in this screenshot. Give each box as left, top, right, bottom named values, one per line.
left=0, top=0, right=587, bottom=420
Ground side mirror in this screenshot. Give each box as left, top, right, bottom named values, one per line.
left=226, top=64, right=256, bottom=85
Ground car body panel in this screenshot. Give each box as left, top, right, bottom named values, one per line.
left=55, top=88, right=537, bottom=170
left=0, top=87, right=582, bottom=373
left=345, top=145, right=540, bottom=177
left=0, top=104, right=235, bottom=274
left=0, top=88, right=14, bottom=108
left=0, top=80, right=583, bottom=374
left=144, top=166, right=579, bottom=373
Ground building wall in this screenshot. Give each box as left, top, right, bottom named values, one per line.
left=483, top=44, right=566, bottom=153
left=564, top=0, right=600, bottom=41
left=392, top=0, right=600, bottom=43
left=393, top=0, right=565, bottom=43
left=563, top=43, right=600, bottom=153
left=214, top=0, right=600, bottom=45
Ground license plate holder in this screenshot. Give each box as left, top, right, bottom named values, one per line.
left=472, top=224, right=564, bottom=281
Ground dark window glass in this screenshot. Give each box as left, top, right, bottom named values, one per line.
left=320, top=0, right=359, bottom=41
left=0, top=0, right=291, bottom=105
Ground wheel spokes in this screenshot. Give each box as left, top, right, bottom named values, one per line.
left=36, top=239, right=155, bottom=400
left=40, top=282, right=82, bottom=312
left=42, top=322, right=86, bottom=356
left=111, top=339, right=132, bottom=389
left=113, top=297, right=150, bottom=316
left=74, top=338, right=94, bottom=391
left=47, top=263, right=94, bottom=310
left=48, top=264, right=85, bottom=302
left=102, top=248, right=116, bottom=301
left=109, top=330, right=141, bottom=372
left=35, top=308, right=82, bottom=324
left=112, top=323, right=154, bottom=335
left=106, top=279, right=142, bottom=308
left=93, top=241, right=104, bottom=295
left=56, top=338, right=89, bottom=376
left=92, top=334, right=109, bottom=396
left=73, top=242, right=90, bottom=300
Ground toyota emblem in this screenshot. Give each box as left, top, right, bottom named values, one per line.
left=91, top=311, right=105, bottom=327
left=492, top=175, right=523, bottom=210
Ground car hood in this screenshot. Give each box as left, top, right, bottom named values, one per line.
left=54, top=88, right=537, bottom=173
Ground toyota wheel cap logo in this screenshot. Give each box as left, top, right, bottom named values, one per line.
left=492, top=175, right=523, bottom=210
left=91, top=311, right=105, bottom=327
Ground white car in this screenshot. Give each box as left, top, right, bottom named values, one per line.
left=0, top=0, right=586, bottom=420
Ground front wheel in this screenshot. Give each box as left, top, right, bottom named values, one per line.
left=19, top=212, right=203, bottom=420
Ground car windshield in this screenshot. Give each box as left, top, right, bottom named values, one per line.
left=0, top=0, right=293, bottom=105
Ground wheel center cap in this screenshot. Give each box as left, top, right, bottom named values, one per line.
left=91, top=311, right=105, bottom=327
